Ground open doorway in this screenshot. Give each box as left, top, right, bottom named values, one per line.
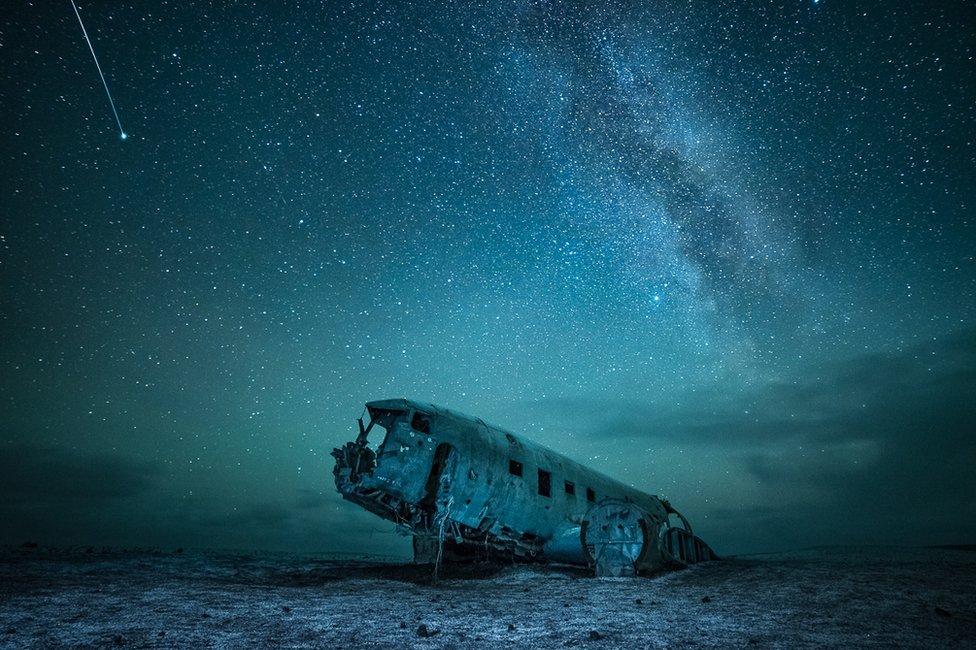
left=420, top=443, right=455, bottom=512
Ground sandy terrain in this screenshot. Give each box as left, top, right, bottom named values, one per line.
left=0, top=545, right=973, bottom=648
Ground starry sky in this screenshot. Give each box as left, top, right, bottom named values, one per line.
left=1, top=0, right=974, bottom=556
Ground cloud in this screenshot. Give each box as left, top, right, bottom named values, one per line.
left=559, top=326, right=974, bottom=444
left=0, top=445, right=165, bottom=547
left=203, top=503, right=292, bottom=529
left=0, top=444, right=161, bottom=502
left=527, top=327, right=976, bottom=549
left=294, top=488, right=330, bottom=510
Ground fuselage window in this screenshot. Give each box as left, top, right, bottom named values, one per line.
left=564, top=481, right=575, bottom=496
left=411, top=412, right=431, bottom=434
left=586, top=487, right=596, bottom=502
left=508, top=459, right=523, bottom=477
left=538, top=469, right=552, bottom=497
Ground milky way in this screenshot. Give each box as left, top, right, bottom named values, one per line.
left=1, top=1, right=973, bottom=554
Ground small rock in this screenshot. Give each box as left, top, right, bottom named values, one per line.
left=634, top=598, right=643, bottom=605
left=281, top=606, right=292, bottom=613
left=174, top=548, right=184, bottom=554
left=563, top=602, right=570, bottom=607
left=507, top=623, right=516, bottom=631
left=416, top=623, right=438, bottom=638
left=157, top=632, right=166, bottom=638
left=399, top=621, right=407, bottom=629
left=112, top=634, right=126, bottom=646
left=934, top=606, right=952, bottom=618
left=701, top=596, right=712, bottom=603
left=4, top=628, right=15, bottom=635
left=587, top=630, right=604, bottom=641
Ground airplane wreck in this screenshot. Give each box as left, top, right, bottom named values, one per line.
left=332, top=398, right=717, bottom=577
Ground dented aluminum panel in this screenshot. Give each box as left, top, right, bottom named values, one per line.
left=331, top=398, right=717, bottom=575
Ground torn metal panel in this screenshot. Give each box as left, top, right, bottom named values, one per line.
left=331, top=398, right=717, bottom=575
left=581, top=500, right=649, bottom=577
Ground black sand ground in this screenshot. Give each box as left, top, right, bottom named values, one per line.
left=1, top=545, right=973, bottom=647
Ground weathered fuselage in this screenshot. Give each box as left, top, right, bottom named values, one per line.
left=332, top=398, right=715, bottom=576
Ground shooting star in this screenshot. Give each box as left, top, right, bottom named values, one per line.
left=70, top=0, right=127, bottom=140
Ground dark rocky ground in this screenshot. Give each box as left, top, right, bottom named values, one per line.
left=0, top=545, right=973, bottom=648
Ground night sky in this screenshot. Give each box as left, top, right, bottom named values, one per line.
left=2, top=1, right=974, bottom=557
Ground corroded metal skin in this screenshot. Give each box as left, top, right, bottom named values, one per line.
left=332, top=398, right=716, bottom=575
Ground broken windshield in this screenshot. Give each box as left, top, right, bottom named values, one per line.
left=358, top=408, right=408, bottom=453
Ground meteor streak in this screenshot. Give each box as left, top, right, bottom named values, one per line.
left=69, top=0, right=127, bottom=140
